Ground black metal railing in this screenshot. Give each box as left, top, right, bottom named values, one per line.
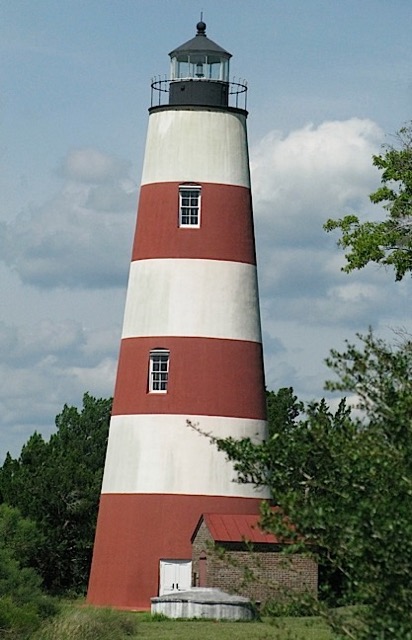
left=150, top=77, right=248, bottom=110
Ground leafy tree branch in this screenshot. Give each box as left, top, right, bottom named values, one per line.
left=325, top=122, right=412, bottom=280
left=213, top=335, right=412, bottom=638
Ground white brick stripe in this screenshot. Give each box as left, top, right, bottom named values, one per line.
left=102, top=414, right=269, bottom=497
left=141, top=109, right=250, bottom=187
left=121, top=258, right=262, bottom=343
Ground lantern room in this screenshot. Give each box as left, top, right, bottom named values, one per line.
left=168, top=21, right=232, bottom=108
left=169, top=21, right=231, bottom=81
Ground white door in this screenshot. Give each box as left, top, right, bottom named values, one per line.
left=159, top=560, right=192, bottom=595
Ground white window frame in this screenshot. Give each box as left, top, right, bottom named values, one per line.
left=149, top=349, right=170, bottom=393
left=179, top=185, right=201, bottom=228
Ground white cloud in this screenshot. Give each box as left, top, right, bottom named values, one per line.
left=0, top=318, right=118, bottom=458
left=252, top=118, right=387, bottom=315
left=330, top=281, right=381, bottom=304
left=66, top=357, right=117, bottom=391
left=253, top=118, right=412, bottom=400
left=0, top=319, right=85, bottom=365
left=61, top=148, right=130, bottom=184
left=251, top=118, right=383, bottom=247
left=0, top=149, right=137, bottom=289
left=0, top=318, right=117, bottom=376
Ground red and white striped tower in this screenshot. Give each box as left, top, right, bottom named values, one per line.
left=87, top=21, right=269, bottom=610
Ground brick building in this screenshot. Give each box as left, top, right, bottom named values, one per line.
left=192, top=513, right=318, bottom=605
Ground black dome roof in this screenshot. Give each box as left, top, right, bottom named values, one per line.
left=169, top=22, right=231, bottom=59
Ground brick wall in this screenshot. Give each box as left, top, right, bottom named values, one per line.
left=192, top=520, right=318, bottom=604
left=192, top=520, right=214, bottom=587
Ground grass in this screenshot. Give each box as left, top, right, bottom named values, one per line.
left=29, top=603, right=334, bottom=640
left=137, top=616, right=333, bottom=639
left=32, top=605, right=138, bottom=640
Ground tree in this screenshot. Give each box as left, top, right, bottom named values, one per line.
left=324, top=122, right=412, bottom=280
left=214, top=333, right=412, bottom=638
left=0, top=505, right=57, bottom=638
left=0, top=503, right=43, bottom=568
left=266, top=387, right=303, bottom=438
left=0, top=393, right=112, bottom=594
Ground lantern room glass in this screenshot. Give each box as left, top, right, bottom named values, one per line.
left=171, top=54, right=229, bottom=82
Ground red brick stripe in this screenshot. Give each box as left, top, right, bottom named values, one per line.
left=132, top=182, right=257, bottom=264
left=112, top=336, right=266, bottom=420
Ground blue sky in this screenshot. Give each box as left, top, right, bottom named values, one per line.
left=1, top=0, right=412, bottom=461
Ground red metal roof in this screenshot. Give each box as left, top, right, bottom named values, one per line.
left=202, top=513, right=280, bottom=544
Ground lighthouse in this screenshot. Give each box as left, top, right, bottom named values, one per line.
left=87, top=21, right=269, bottom=610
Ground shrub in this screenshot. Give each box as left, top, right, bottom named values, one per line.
left=0, top=545, right=58, bottom=639
left=262, top=595, right=319, bottom=618
left=33, top=606, right=138, bottom=640
left=0, top=596, right=41, bottom=639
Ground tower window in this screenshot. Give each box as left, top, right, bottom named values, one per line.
left=179, top=186, right=201, bottom=227
left=149, top=349, right=170, bottom=393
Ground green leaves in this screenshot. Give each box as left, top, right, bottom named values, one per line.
left=216, top=334, right=412, bottom=637
left=325, top=122, right=412, bottom=280
left=0, top=393, right=112, bottom=595
left=0, top=506, right=58, bottom=638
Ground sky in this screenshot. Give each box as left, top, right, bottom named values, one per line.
left=1, top=0, right=412, bottom=462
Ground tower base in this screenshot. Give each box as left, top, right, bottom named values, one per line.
left=87, top=493, right=263, bottom=610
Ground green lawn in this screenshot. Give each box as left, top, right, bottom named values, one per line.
left=33, top=604, right=335, bottom=640
left=137, top=616, right=333, bottom=640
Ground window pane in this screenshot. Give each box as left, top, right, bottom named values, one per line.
left=179, top=186, right=201, bottom=227
left=149, top=350, right=169, bottom=393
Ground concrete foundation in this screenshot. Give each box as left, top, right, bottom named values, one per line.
left=151, top=587, right=255, bottom=620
